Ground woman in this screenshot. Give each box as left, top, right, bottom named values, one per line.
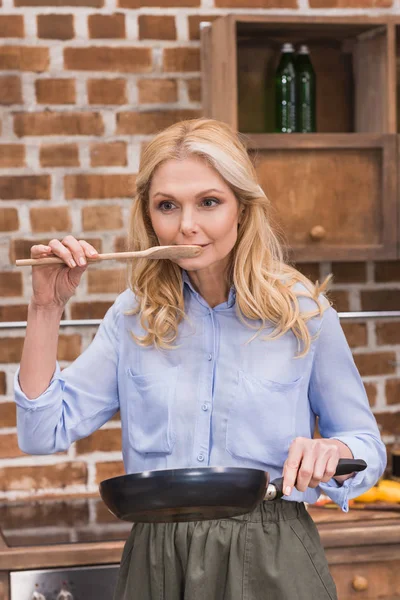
left=15, top=118, right=386, bottom=600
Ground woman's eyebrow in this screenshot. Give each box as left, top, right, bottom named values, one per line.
left=152, top=188, right=224, bottom=199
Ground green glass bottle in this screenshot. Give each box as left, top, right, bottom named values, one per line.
left=275, top=43, right=296, bottom=134
left=296, top=44, right=316, bottom=133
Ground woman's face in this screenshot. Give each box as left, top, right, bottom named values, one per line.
left=148, top=156, right=242, bottom=272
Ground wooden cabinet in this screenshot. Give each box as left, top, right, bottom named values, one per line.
left=200, top=16, right=400, bottom=262
left=309, top=506, right=400, bottom=599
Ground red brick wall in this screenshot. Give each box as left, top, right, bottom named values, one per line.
left=0, top=0, right=399, bottom=499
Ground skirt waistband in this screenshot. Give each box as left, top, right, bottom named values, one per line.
left=228, top=499, right=307, bottom=523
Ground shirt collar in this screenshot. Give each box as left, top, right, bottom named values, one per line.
left=182, top=270, right=236, bottom=309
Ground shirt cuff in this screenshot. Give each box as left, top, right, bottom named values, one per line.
left=14, top=363, right=63, bottom=411
left=318, top=435, right=369, bottom=512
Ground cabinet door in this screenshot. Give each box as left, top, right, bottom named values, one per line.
left=248, top=133, right=397, bottom=262
left=330, top=560, right=400, bottom=599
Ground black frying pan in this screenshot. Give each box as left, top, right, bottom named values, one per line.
left=99, top=458, right=367, bottom=523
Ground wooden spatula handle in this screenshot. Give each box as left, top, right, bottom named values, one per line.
left=16, top=252, right=125, bottom=266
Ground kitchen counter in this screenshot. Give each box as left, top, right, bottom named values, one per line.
left=0, top=499, right=400, bottom=599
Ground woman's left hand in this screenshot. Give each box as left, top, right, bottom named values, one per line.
left=282, top=437, right=354, bottom=497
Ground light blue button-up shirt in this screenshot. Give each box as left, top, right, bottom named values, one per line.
left=14, top=272, right=386, bottom=511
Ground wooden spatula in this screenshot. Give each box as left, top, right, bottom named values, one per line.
left=15, top=245, right=203, bottom=266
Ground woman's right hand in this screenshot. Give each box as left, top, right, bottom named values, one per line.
left=30, top=236, right=99, bottom=310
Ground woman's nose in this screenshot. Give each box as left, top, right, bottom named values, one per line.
left=179, top=211, right=199, bottom=235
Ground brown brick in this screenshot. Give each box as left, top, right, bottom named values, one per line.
left=327, top=290, right=349, bottom=312
left=0, top=434, right=25, bottom=459
left=119, top=0, right=198, bottom=5
left=35, top=78, right=76, bottom=104
left=76, top=428, right=121, bottom=454
left=331, top=262, right=367, bottom=284
left=0, top=47, right=48, bottom=72
left=9, top=237, right=102, bottom=261
left=0, top=175, right=51, bottom=200
left=88, top=14, right=125, bottom=39
left=95, top=460, right=124, bottom=484
left=310, top=0, right=390, bottom=6
left=117, top=109, right=201, bottom=135
left=70, top=300, right=113, bottom=319
left=385, top=379, right=400, bottom=406
left=361, top=290, right=400, bottom=312
left=187, top=78, right=201, bottom=102
left=188, top=15, right=219, bottom=41
left=82, top=205, right=123, bottom=231
left=0, top=272, right=23, bottom=297
left=0, top=404, right=16, bottom=427
left=30, top=206, right=72, bottom=233
left=294, top=263, right=320, bottom=283
left=57, top=334, right=81, bottom=361
left=37, top=14, right=74, bottom=40
left=0, top=76, right=22, bottom=104
left=375, top=411, right=400, bottom=437
left=163, top=48, right=200, bottom=72
left=341, top=322, right=367, bottom=348
left=376, top=322, right=400, bottom=346
left=364, top=382, right=377, bottom=408
left=90, top=141, right=127, bottom=167
left=0, top=16, right=24, bottom=38
left=0, top=462, right=87, bottom=492
left=138, top=15, right=176, bottom=40
left=40, top=143, right=79, bottom=167
left=0, top=338, right=24, bottom=363
left=0, top=145, right=25, bottom=168
left=88, top=269, right=126, bottom=294
left=16, top=0, right=102, bottom=4
left=0, top=305, right=28, bottom=322
left=354, top=352, right=396, bottom=377
left=14, top=112, right=104, bottom=137
left=138, top=78, right=178, bottom=104
left=87, top=78, right=127, bottom=105
left=64, top=47, right=152, bottom=73
left=114, top=235, right=127, bottom=253
left=65, top=174, right=136, bottom=200
left=216, top=0, right=296, bottom=4
left=0, top=372, right=5, bottom=395
left=375, top=261, right=400, bottom=283
left=0, top=208, right=19, bottom=231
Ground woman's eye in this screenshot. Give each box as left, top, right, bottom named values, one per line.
left=159, top=201, right=175, bottom=211
left=202, top=197, right=220, bottom=207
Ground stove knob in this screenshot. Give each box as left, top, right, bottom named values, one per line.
left=56, top=590, right=73, bottom=600
left=32, top=592, right=47, bottom=600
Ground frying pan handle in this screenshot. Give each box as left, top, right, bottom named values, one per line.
left=265, top=458, right=367, bottom=501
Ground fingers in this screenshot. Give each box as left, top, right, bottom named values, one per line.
left=283, top=438, right=340, bottom=495
left=30, top=237, right=99, bottom=268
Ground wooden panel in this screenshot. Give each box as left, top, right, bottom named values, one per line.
left=200, top=15, right=237, bottom=128
left=0, top=573, right=9, bottom=600
left=330, top=560, right=400, bottom=599
left=354, top=27, right=390, bottom=133
left=246, top=134, right=397, bottom=261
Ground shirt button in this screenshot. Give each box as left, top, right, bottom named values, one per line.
left=201, top=404, right=208, bottom=411
left=208, top=354, right=212, bottom=361
left=197, top=454, right=205, bottom=462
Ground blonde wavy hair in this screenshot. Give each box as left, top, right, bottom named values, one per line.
left=126, top=117, right=331, bottom=357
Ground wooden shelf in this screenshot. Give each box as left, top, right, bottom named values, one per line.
left=201, top=16, right=399, bottom=262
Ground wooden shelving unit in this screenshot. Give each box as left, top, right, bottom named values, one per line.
left=201, top=15, right=400, bottom=262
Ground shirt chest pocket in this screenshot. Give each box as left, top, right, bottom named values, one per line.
left=226, top=370, right=302, bottom=467
left=126, top=365, right=180, bottom=455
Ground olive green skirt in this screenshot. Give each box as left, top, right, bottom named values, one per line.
left=113, top=499, right=337, bottom=600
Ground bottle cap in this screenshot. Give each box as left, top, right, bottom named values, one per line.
left=298, top=45, right=310, bottom=54
left=281, top=43, right=294, bottom=53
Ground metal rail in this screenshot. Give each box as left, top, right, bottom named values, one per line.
left=2, top=312, right=400, bottom=329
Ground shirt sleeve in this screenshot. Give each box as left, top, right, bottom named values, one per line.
left=14, top=295, right=122, bottom=455
left=308, top=304, right=387, bottom=512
